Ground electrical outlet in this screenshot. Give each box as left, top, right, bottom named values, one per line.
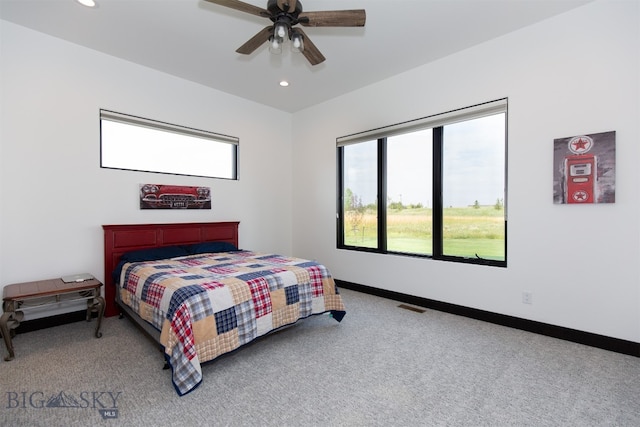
left=522, top=291, right=533, bottom=304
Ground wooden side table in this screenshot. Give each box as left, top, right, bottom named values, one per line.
left=0, top=277, right=105, bottom=361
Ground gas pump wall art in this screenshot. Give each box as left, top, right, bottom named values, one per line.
left=553, top=131, right=616, bottom=204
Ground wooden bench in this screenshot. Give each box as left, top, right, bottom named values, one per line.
left=0, top=277, right=104, bottom=361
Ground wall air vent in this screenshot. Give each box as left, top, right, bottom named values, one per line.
left=398, top=304, right=426, bottom=313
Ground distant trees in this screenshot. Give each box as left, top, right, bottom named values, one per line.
left=388, top=201, right=404, bottom=210
left=346, top=189, right=503, bottom=214
left=472, top=198, right=503, bottom=210
left=387, top=195, right=423, bottom=210
left=345, top=188, right=365, bottom=233
left=471, top=199, right=504, bottom=210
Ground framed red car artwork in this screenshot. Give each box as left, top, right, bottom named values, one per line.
left=139, top=184, right=211, bottom=209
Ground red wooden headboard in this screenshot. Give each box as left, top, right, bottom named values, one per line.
left=102, top=221, right=239, bottom=317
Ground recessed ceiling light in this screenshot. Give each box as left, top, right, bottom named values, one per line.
left=279, top=81, right=289, bottom=87
left=76, top=0, right=97, bottom=7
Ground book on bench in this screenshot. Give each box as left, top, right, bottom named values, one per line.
left=61, top=273, right=94, bottom=283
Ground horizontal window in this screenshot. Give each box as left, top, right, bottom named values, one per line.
left=100, top=110, right=238, bottom=180
left=337, top=99, right=507, bottom=267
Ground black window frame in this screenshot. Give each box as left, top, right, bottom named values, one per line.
left=336, top=99, right=508, bottom=268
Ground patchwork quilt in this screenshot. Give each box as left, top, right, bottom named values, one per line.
left=118, top=251, right=346, bottom=395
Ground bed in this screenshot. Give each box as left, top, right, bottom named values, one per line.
left=102, top=222, right=346, bottom=395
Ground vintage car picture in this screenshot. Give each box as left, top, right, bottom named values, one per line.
left=139, top=184, right=211, bottom=209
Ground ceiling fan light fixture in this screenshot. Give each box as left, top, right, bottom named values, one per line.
left=205, top=0, right=366, bottom=66
left=269, top=36, right=282, bottom=54
left=275, top=22, right=288, bottom=39
left=291, top=32, right=304, bottom=53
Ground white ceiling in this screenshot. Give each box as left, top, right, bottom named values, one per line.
left=0, top=0, right=593, bottom=113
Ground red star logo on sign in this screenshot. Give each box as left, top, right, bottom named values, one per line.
left=573, top=190, right=589, bottom=202
left=567, top=135, right=593, bottom=154
left=571, top=138, right=589, bottom=151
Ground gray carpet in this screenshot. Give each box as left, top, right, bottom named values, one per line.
left=2, top=289, right=639, bottom=426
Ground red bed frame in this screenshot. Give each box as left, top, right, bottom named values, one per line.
left=102, top=222, right=239, bottom=317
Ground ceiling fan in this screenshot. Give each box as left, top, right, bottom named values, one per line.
left=204, top=0, right=366, bottom=65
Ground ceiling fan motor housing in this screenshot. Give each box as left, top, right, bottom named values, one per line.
left=267, top=0, right=302, bottom=14
left=267, top=0, right=304, bottom=27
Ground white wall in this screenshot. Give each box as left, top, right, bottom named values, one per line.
left=292, top=0, right=640, bottom=342
left=0, top=21, right=293, bottom=317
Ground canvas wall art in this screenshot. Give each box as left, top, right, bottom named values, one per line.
left=139, top=184, right=211, bottom=209
left=553, top=131, right=615, bottom=204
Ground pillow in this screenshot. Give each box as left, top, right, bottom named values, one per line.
left=184, top=241, right=238, bottom=255
left=113, top=245, right=190, bottom=283
left=119, top=245, right=189, bottom=263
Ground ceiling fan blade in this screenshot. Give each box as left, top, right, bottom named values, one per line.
left=299, top=10, right=366, bottom=27
left=295, top=28, right=325, bottom=66
left=236, top=26, right=273, bottom=55
left=276, top=0, right=297, bottom=14
left=204, top=0, right=269, bottom=18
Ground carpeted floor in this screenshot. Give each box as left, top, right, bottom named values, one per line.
left=2, top=288, right=639, bottom=426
